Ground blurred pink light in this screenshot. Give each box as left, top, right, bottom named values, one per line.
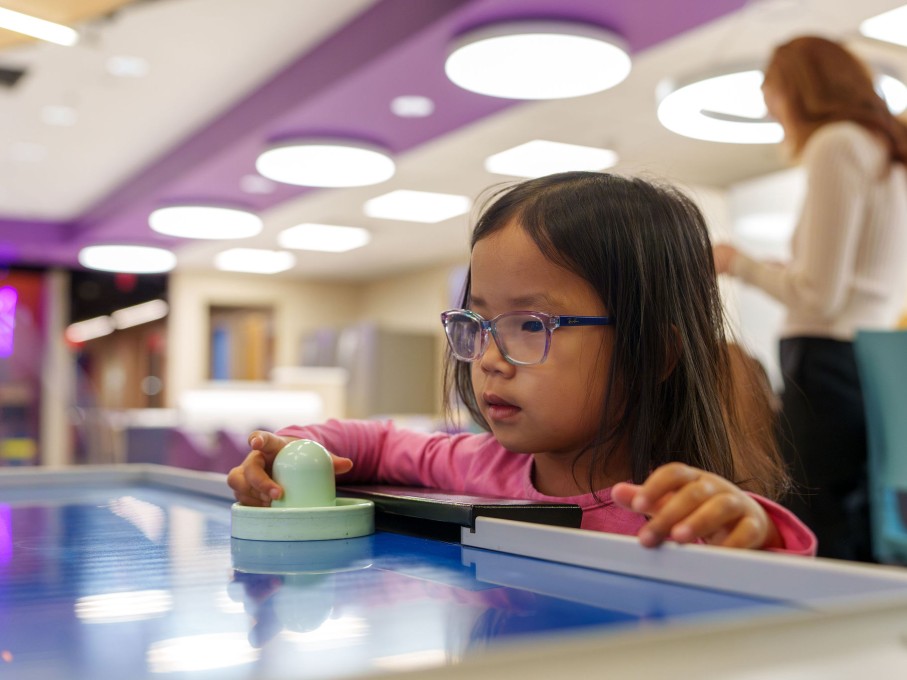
left=0, top=287, right=16, bottom=358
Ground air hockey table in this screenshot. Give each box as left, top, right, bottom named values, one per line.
left=4, top=465, right=907, bottom=680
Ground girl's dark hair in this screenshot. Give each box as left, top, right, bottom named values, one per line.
left=443, top=171, right=789, bottom=500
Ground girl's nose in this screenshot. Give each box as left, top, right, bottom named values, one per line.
left=479, top=335, right=515, bottom=375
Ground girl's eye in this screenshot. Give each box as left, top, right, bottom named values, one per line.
left=521, top=319, right=544, bottom=332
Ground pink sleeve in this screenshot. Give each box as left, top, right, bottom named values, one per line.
left=275, top=419, right=477, bottom=489
left=750, top=494, right=818, bottom=556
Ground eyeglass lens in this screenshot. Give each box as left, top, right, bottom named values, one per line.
left=444, top=312, right=548, bottom=364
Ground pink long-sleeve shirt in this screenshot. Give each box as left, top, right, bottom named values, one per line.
left=276, top=419, right=817, bottom=556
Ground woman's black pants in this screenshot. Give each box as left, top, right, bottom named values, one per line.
left=779, top=336, right=874, bottom=562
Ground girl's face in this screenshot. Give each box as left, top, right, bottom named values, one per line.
left=468, top=220, right=613, bottom=460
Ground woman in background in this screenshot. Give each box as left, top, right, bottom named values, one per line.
left=714, top=36, right=907, bottom=561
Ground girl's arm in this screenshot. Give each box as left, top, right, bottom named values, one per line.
left=228, top=419, right=481, bottom=505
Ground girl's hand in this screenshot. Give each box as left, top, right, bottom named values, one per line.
left=226, top=430, right=354, bottom=507
left=612, top=462, right=782, bottom=550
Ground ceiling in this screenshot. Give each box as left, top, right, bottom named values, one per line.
left=1, top=0, right=905, bottom=281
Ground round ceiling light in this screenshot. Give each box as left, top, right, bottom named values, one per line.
left=445, top=21, right=631, bottom=100
left=255, top=139, right=395, bottom=187
left=656, top=69, right=782, bottom=144
left=149, top=206, right=262, bottom=239
left=78, top=245, right=177, bottom=273
left=657, top=64, right=907, bottom=144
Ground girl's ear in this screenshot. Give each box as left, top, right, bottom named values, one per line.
left=661, top=325, right=682, bottom=381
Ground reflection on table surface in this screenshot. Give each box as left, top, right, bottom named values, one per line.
left=0, top=483, right=794, bottom=679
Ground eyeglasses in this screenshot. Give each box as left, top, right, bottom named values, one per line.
left=441, top=309, right=614, bottom=366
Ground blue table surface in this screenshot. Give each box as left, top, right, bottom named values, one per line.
left=0, top=482, right=799, bottom=679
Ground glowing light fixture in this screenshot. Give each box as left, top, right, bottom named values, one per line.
left=879, top=73, right=907, bottom=114
left=485, top=140, right=619, bottom=178
left=278, top=223, right=371, bottom=252
left=445, top=21, right=630, bottom=100
left=0, top=7, right=78, bottom=46
left=65, top=316, right=115, bottom=343
left=111, top=299, right=169, bottom=329
left=78, top=245, right=176, bottom=274
left=657, top=64, right=907, bottom=144
left=0, top=287, right=16, bottom=358
left=65, top=300, right=170, bottom=344
left=391, top=95, right=435, bottom=117
left=215, top=248, right=295, bottom=274
left=657, top=68, right=781, bottom=144
left=860, top=5, right=907, bottom=47
left=149, top=206, right=262, bottom=240
left=256, top=139, right=395, bottom=187
left=364, top=190, right=471, bottom=223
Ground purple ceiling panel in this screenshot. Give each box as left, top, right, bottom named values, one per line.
left=0, top=0, right=750, bottom=269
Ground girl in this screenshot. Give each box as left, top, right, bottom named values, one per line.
left=229, top=171, right=816, bottom=554
left=714, top=36, right=907, bottom=560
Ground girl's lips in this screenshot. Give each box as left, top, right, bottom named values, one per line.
left=483, top=393, right=521, bottom=421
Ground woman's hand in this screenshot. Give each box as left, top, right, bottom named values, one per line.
left=713, top=243, right=738, bottom=275
left=612, top=462, right=782, bottom=550
left=226, top=430, right=354, bottom=506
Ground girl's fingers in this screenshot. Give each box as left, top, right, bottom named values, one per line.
left=637, top=478, right=717, bottom=547
left=233, top=490, right=268, bottom=507
left=718, top=514, right=766, bottom=549
left=243, top=450, right=283, bottom=502
left=332, top=455, right=354, bottom=475
left=248, top=431, right=289, bottom=457
left=664, top=493, right=748, bottom=544
left=628, top=462, right=699, bottom=514
left=610, top=482, right=638, bottom=509
left=627, top=463, right=776, bottom=550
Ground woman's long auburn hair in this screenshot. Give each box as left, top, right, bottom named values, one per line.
left=763, top=35, right=907, bottom=162
left=442, top=171, right=790, bottom=501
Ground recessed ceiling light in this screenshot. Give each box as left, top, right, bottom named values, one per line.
left=657, top=69, right=782, bottom=144
left=41, top=105, right=78, bottom=127
left=278, top=223, right=371, bottom=252
left=363, top=190, right=471, bottom=223
left=215, top=249, right=295, bottom=274
left=485, top=140, right=619, bottom=178
left=657, top=64, right=907, bottom=144
left=860, top=6, right=907, bottom=47
left=78, top=245, right=176, bottom=274
left=149, top=206, right=262, bottom=240
left=445, top=21, right=631, bottom=100
left=390, top=95, right=435, bottom=117
left=256, top=139, right=395, bottom=187
left=0, top=6, right=78, bottom=46
left=106, top=55, right=150, bottom=78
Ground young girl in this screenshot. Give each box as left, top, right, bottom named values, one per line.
left=229, top=171, right=816, bottom=555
